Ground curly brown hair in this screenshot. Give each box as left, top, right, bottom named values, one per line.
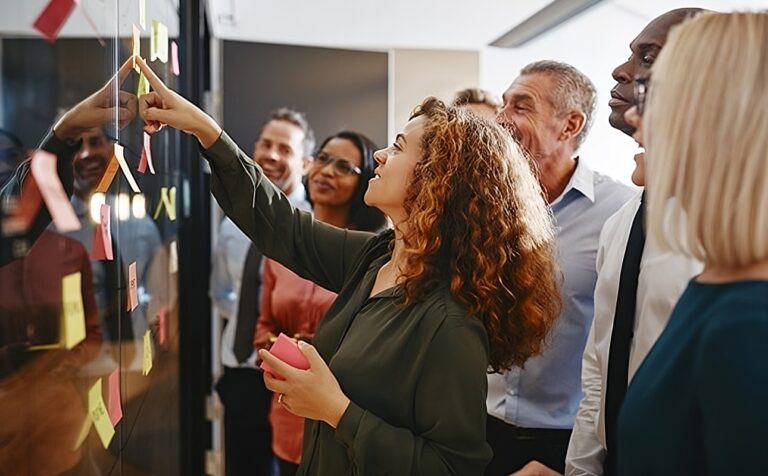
left=400, top=97, right=561, bottom=372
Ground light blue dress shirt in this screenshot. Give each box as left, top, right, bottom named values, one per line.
left=488, top=159, right=634, bottom=429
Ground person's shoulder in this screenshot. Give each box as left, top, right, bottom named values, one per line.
left=592, top=171, right=635, bottom=199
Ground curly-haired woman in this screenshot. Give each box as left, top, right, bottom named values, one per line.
left=136, top=57, right=561, bottom=475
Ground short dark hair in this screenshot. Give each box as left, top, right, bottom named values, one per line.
left=520, top=60, right=597, bottom=148
left=452, top=88, right=501, bottom=110
left=261, top=107, right=315, bottom=156
left=308, top=131, right=387, bottom=233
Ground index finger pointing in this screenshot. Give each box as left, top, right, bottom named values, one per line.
left=135, top=56, right=171, bottom=96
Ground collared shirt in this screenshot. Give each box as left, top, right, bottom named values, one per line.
left=488, top=159, right=634, bottom=429
left=212, top=184, right=309, bottom=369
left=565, top=193, right=703, bottom=476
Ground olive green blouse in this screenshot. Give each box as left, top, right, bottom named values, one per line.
left=203, top=132, right=492, bottom=475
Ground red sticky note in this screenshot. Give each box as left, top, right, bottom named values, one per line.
left=171, top=41, right=180, bottom=76
left=91, top=204, right=114, bottom=261
left=127, top=262, right=138, bottom=311
left=138, top=132, right=155, bottom=174
left=260, top=333, right=310, bottom=379
left=33, top=0, right=76, bottom=43
left=158, top=309, right=166, bottom=345
left=30, top=149, right=81, bottom=232
left=107, top=368, right=123, bottom=426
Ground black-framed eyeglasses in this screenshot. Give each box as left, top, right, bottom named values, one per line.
left=634, top=76, right=650, bottom=116
left=313, top=151, right=362, bottom=177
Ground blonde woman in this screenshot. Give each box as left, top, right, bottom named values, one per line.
left=617, top=12, right=768, bottom=476
left=134, top=56, right=561, bottom=474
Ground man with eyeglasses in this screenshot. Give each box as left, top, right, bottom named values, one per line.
left=563, top=9, right=706, bottom=476
left=211, top=108, right=314, bottom=476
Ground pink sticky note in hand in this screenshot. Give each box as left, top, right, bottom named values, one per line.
left=260, top=333, right=310, bottom=379
left=33, top=0, right=76, bottom=43
left=107, top=368, right=123, bottom=426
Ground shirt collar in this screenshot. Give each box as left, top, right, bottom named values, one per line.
left=551, top=157, right=595, bottom=205
left=286, top=184, right=308, bottom=207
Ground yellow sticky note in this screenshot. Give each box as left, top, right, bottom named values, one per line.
left=72, top=416, right=92, bottom=450
left=153, top=186, right=176, bottom=220
left=114, top=144, right=141, bottom=193
left=150, top=20, right=168, bottom=63
left=137, top=71, right=150, bottom=97
left=142, top=330, right=153, bottom=376
left=61, top=272, right=86, bottom=350
left=88, top=379, right=115, bottom=449
left=139, top=0, right=146, bottom=29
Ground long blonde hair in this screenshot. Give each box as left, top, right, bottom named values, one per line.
left=646, top=11, right=768, bottom=268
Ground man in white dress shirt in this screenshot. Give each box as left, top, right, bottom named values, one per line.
left=211, top=108, right=313, bottom=476
left=563, top=9, right=705, bottom=476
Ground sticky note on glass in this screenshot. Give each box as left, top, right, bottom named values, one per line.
left=91, top=203, right=114, bottom=261
left=132, top=25, right=141, bottom=72
left=260, top=333, right=310, bottom=380
left=107, top=368, right=123, bottom=426
left=169, top=240, right=178, bottom=274
left=171, top=41, right=180, bottom=76
left=158, top=309, right=167, bottom=345
left=137, top=71, right=150, bottom=97
left=139, top=0, right=146, bottom=29
left=142, top=329, right=153, bottom=376
left=127, top=261, right=138, bottom=312
left=61, top=272, right=86, bottom=349
left=33, top=0, right=76, bottom=43
left=114, top=144, right=141, bottom=193
left=72, top=416, right=92, bottom=450
left=138, top=132, right=155, bottom=174
left=153, top=186, right=176, bottom=221
left=30, top=149, right=81, bottom=232
left=88, top=379, right=115, bottom=448
left=95, top=156, right=120, bottom=193
left=150, top=20, right=168, bottom=63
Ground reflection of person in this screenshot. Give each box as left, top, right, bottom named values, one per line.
left=210, top=107, right=314, bottom=476
left=490, top=61, right=634, bottom=475
left=0, top=129, right=26, bottom=188
left=137, top=57, right=561, bottom=474
left=255, top=131, right=386, bottom=476
left=618, top=12, right=768, bottom=476
left=564, top=9, right=705, bottom=476
left=452, top=88, right=501, bottom=120
left=0, top=57, right=135, bottom=475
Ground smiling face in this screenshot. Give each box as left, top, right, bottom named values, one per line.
left=252, top=119, right=310, bottom=195
left=609, top=9, right=701, bottom=135
left=73, top=127, right=114, bottom=196
left=364, top=115, right=425, bottom=224
left=308, top=137, right=362, bottom=213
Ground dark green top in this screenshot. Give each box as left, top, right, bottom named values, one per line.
left=618, top=279, right=768, bottom=475
left=203, top=132, right=492, bottom=475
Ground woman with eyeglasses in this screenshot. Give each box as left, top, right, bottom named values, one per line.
left=254, top=131, right=385, bottom=476
left=135, top=56, right=561, bottom=475
left=617, top=11, right=768, bottom=476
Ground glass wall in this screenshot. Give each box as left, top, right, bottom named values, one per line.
left=0, top=1, right=186, bottom=474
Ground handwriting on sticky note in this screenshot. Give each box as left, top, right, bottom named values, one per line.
left=127, top=261, right=138, bottom=311
left=95, top=156, right=120, bottom=193
left=260, top=333, right=310, bottom=379
left=143, top=330, right=153, bottom=376
left=91, top=203, right=114, bottom=261
left=107, top=368, right=123, bottom=426
left=171, top=41, right=180, bottom=76
left=30, top=149, right=81, bottom=232
left=114, top=144, right=141, bottom=193
left=33, top=0, right=76, bottom=43
left=169, top=240, right=178, bottom=274
left=151, top=20, right=169, bottom=63
left=88, top=379, right=115, bottom=448
left=61, top=272, right=86, bottom=349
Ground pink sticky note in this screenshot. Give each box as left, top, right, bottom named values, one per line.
left=127, top=262, right=138, bottom=311
left=91, top=204, right=114, bottom=261
left=171, top=41, right=180, bottom=76
left=107, top=368, right=123, bottom=426
left=138, top=132, right=155, bottom=174
left=29, top=149, right=81, bottom=232
left=33, top=0, right=76, bottom=43
left=158, top=309, right=166, bottom=345
left=260, top=333, right=310, bottom=379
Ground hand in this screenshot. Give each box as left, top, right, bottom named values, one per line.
left=293, top=332, right=314, bottom=344
left=134, top=56, right=222, bottom=148
left=259, top=341, right=350, bottom=428
left=509, top=461, right=562, bottom=476
left=253, top=331, right=276, bottom=359
left=53, top=57, right=137, bottom=140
